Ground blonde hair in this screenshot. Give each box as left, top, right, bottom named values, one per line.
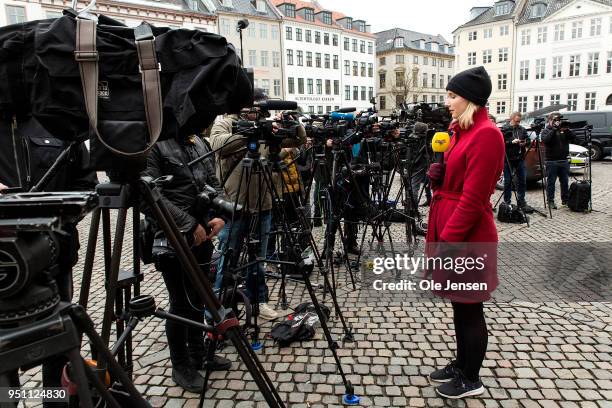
left=456, top=102, right=480, bottom=130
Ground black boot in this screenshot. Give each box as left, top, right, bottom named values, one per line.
left=172, top=364, right=205, bottom=393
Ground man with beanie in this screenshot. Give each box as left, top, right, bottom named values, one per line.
left=501, top=112, right=531, bottom=211
left=541, top=112, right=575, bottom=208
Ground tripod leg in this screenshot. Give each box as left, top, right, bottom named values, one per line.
left=79, top=207, right=101, bottom=309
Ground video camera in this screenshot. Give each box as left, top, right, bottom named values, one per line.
left=398, top=102, right=451, bottom=130
left=232, top=100, right=301, bottom=150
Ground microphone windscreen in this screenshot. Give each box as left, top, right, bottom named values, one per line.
left=256, top=100, right=298, bottom=111
left=336, top=107, right=357, bottom=113
left=431, top=132, right=450, bottom=153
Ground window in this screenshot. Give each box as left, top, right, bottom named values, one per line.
left=422, top=73, right=428, bottom=87
left=298, top=78, right=304, bottom=94
left=535, top=58, right=546, bottom=79
left=533, top=95, right=544, bottom=110
left=6, top=5, right=26, bottom=24
left=308, top=106, right=314, bottom=114
left=344, top=38, right=349, bottom=51
left=315, top=53, right=321, bottom=68
left=334, top=80, right=339, bottom=95
left=324, top=54, right=330, bottom=69
left=552, top=56, right=562, bottom=78
left=423, top=57, right=429, bottom=65
left=571, top=21, right=583, bottom=39
left=305, top=30, right=312, bottom=42
left=520, top=60, right=529, bottom=80
left=521, top=29, right=531, bottom=45
left=220, top=18, right=231, bottom=35
left=484, top=28, right=492, bottom=39
left=537, top=27, right=547, bottom=43
left=379, top=72, right=386, bottom=88
left=352, top=39, right=357, bottom=52
left=361, top=87, right=366, bottom=100
left=587, top=52, right=599, bottom=75
left=261, top=79, right=270, bottom=95
left=590, top=18, right=602, bottom=36
left=286, top=27, right=293, bottom=40
left=315, top=31, right=321, bottom=44
left=498, top=74, right=507, bottom=90
left=432, top=58, right=437, bottom=67
left=422, top=95, right=428, bottom=103
left=531, top=2, right=547, bottom=18
left=441, top=60, right=445, bottom=68
left=498, top=47, right=508, bottom=62
left=360, top=62, right=366, bottom=76
left=306, top=52, right=312, bottom=67
left=333, top=34, right=338, bottom=46
left=550, top=94, right=560, bottom=105
left=360, top=40, right=366, bottom=53
left=567, top=93, right=578, bottom=111
left=272, top=51, right=280, bottom=68
left=396, top=55, right=404, bottom=64
left=318, top=106, right=323, bottom=114
left=569, top=55, right=580, bottom=77
left=285, top=4, right=296, bottom=17
left=297, top=50, right=303, bottom=66
left=496, top=101, right=506, bottom=115
left=431, top=74, right=436, bottom=88
left=323, top=12, right=332, bottom=25
left=518, top=96, right=527, bottom=113
left=345, top=85, right=351, bottom=100
left=379, top=57, right=386, bottom=66
left=307, top=79, right=313, bottom=94
left=353, top=61, right=358, bottom=76
left=288, top=77, right=295, bottom=94
left=500, top=25, right=509, bottom=36
left=344, top=60, right=350, bottom=75
left=248, top=50, right=257, bottom=67
left=448, top=61, right=453, bottom=69
left=333, top=55, right=339, bottom=69
left=316, top=79, right=322, bottom=95
left=353, top=86, right=358, bottom=100
left=46, top=10, right=62, bottom=18
left=413, top=55, right=419, bottom=64
left=380, top=96, right=386, bottom=110
left=368, top=63, right=373, bottom=77
left=554, top=23, right=565, bottom=41
left=585, top=92, right=597, bottom=110
left=260, top=24, right=268, bottom=39
left=607, top=51, right=612, bottom=73
left=396, top=71, right=404, bottom=87
left=287, top=49, right=294, bottom=65
left=468, top=31, right=477, bottom=41
left=273, top=80, right=281, bottom=97
left=467, top=52, right=476, bottom=66
left=324, top=33, right=329, bottom=45
left=326, top=106, right=332, bottom=113
left=368, top=42, right=373, bottom=54
left=369, top=87, right=374, bottom=100
left=248, top=26, right=256, bottom=38
left=482, top=50, right=492, bottom=64
left=295, top=28, right=302, bottom=41
left=496, top=2, right=511, bottom=15
left=272, top=25, right=279, bottom=40
left=304, top=8, right=314, bottom=21
left=260, top=51, right=268, bottom=67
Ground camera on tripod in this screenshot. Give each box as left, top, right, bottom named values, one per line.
left=399, top=102, right=451, bottom=130
left=233, top=100, right=301, bottom=150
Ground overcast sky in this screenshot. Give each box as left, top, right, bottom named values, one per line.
left=317, top=0, right=494, bottom=42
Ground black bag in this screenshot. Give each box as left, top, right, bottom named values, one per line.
left=568, top=181, right=590, bottom=212
left=270, top=302, right=330, bottom=347
left=497, top=202, right=528, bottom=224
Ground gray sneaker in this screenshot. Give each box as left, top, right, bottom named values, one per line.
left=429, top=360, right=460, bottom=383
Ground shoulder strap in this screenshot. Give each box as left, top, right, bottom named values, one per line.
left=74, top=19, right=162, bottom=157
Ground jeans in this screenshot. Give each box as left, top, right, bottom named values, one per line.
left=215, top=211, right=272, bottom=304
left=546, top=160, right=570, bottom=203
left=503, top=160, right=526, bottom=205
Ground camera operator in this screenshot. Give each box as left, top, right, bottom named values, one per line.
left=409, top=122, right=432, bottom=207
left=141, top=132, right=230, bottom=393
left=541, top=112, right=576, bottom=209
left=0, top=116, right=98, bottom=408
left=501, top=112, right=531, bottom=210
left=209, top=90, right=305, bottom=321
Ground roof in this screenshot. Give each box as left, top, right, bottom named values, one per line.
left=375, top=28, right=453, bottom=55
left=455, top=0, right=517, bottom=31
left=516, top=0, right=612, bottom=25
left=212, top=0, right=281, bottom=19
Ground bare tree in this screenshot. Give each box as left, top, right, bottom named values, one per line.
left=390, top=64, right=424, bottom=108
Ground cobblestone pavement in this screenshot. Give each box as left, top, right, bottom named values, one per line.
left=18, top=162, right=612, bottom=407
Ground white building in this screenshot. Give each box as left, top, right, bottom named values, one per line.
left=375, top=28, right=455, bottom=116
left=513, top=0, right=612, bottom=113
left=453, top=0, right=522, bottom=119
left=272, top=0, right=375, bottom=114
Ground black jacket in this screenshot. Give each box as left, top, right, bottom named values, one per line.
left=141, top=136, right=223, bottom=237
left=501, top=124, right=529, bottom=161
left=541, top=125, right=575, bottom=161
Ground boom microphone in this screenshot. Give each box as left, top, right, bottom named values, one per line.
left=254, top=100, right=298, bottom=111
left=336, top=107, right=357, bottom=113
left=431, top=132, right=450, bottom=163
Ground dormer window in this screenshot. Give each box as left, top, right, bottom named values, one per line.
left=285, top=4, right=295, bottom=18
left=530, top=2, right=547, bottom=18
left=495, top=1, right=511, bottom=16
left=223, top=0, right=233, bottom=8
left=304, top=8, right=314, bottom=21
left=419, top=39, right=425, bottom=49
left=354, top=20, right=365, bottom=32
left=322, top=11, right=332, bottom=25
left=394, top=37, right=404, bottom=48
left=346, top=18, right=352, bottom=30
left=188, top=0, right=199, bottom=11
left=255, top=0, right=266, bottom=13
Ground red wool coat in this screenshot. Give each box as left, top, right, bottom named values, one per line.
left=425, top=107, right=505, bottom=302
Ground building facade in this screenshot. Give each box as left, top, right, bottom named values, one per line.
left=453, top=0, right=522, bottom=119
left=513, top=0, right=612, bottom=113
left=272, top=0, right=375, bottom=113
left=375, top=28, right=455, bottom=117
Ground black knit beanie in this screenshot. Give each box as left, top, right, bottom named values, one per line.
left=446, top=66, right=492, bottom=107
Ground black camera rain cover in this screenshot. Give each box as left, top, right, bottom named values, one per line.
left=0, top=14, right=253, bottom=142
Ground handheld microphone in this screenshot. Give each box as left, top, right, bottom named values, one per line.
left=431, top=132, right=450, bottom=163
left=253, top=100, right=298, bottom=111
left=330, top=112, right=355, bottom=121
left=336, top=107, right=356, bottom=113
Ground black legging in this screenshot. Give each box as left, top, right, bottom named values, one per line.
left=452, top=302, right=488, bottom=382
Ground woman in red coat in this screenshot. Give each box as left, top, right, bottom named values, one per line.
left=425, top=66, right=505, bottom=399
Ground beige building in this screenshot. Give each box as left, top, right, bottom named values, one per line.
left=375, top=28, right=455, bottom=117
left=453, top=0, right=524, bottom=120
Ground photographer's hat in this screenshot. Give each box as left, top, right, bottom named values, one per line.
left=446, top=66, right=492, bottom=107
